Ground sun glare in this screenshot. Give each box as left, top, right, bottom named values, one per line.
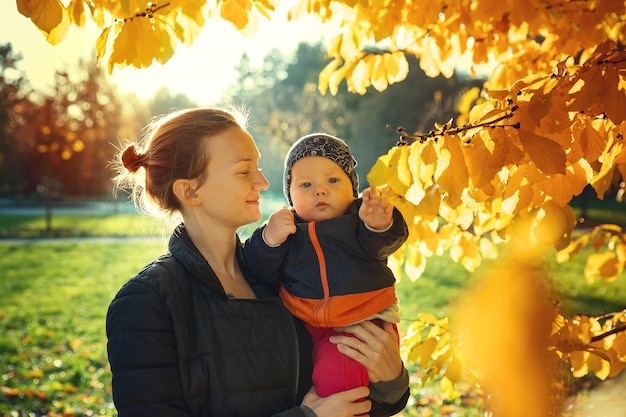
left=0, top=1, right=331, bottom=104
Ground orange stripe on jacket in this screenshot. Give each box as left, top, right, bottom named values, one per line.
left=279, top=285, right=397, bottom=328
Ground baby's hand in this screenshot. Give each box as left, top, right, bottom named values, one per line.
left=263, top=208, right=296, bottom=247
left=359, top=186, right=393, bottom=231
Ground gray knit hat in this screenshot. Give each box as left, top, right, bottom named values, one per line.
left=284, top=133, right=359, bottom=205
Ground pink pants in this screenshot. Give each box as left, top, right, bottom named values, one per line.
left=305, top=319, right=399, bottom=398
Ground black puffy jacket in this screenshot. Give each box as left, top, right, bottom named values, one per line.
left=106, top=224, right=409, bottom=417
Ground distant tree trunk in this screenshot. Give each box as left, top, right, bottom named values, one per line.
left=44, top=192, right=52, bottom=232
left=37, top=176, right=61, bottom=233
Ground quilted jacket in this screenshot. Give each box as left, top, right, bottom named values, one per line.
left=106, top=224, right=409, bottom=417
left=243, top=199, right=408, bottom=328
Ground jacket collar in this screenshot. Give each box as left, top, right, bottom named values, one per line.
left=168, top=223, right=274, bottom=298
left=168, top=223, right=227, bottom=295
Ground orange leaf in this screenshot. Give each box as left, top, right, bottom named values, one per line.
left=221, top=0, right=252, bottom=30
left=518, top=129, right=566, bottom=175
left=434, top=135, right=468, bottom=207
left=17, top=0, right=63, bottom=34
left=461, top=132, right=500, bottom=192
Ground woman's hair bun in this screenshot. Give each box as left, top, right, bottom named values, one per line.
left=121, top=145, right=146, bottom=173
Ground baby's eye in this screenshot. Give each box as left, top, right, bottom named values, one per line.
left=328, top=177, right=339, bottom=183
left=300, top=182, right=311, bottom=188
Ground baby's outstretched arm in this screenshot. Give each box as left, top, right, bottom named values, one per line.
left=359, top=186, right=394, bottom=231
left=263, top=208, right=297, bottom=247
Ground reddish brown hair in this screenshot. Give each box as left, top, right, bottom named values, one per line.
left=113, top=107, right=247, bottom=217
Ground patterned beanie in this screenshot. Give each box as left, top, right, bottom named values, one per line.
left=284, top=133, right=359, bottom=205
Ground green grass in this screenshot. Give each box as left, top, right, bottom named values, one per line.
left=0, top=213, right=164, bottom=238
left=0, top=240, right=166, bottom=416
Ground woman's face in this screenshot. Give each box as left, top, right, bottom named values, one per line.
left=195, top=127, right=269, bottom=228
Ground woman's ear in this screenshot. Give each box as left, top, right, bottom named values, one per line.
left=173, top=179, right=200, bottom=205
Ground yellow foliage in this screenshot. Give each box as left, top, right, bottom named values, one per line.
left=17, top=0, right=64, bottom=34
left=221, top=0, right=252, bottom=30
left=451, top=255, right=560, bottom=417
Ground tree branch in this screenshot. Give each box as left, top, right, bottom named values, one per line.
left=590, top=324, right=626, bottom=343
left=387, top=109, right=519, bottom=145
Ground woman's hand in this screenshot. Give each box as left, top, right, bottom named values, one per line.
left=330, top=320, right=402, bottom=383
left=302, top=386, right=371, bottom=417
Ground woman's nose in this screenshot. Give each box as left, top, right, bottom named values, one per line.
left=255, top=170, right=269, bottom=190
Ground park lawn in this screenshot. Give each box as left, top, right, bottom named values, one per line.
left=0, top=240, right=166, bottom=416
left=0, top=213, right=164, bottom=238
left=1, top=239, right=625, bottom=416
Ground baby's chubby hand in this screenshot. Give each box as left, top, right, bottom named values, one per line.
left=262, top=208, right=296, bottom=247
left=359, top=186, right=394, bottom=231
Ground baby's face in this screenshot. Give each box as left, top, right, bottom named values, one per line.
left=289, top=156, right=354, bottom=222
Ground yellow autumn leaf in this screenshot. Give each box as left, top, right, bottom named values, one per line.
left=386, top=145, right=411, bottom=195
left=584, top=252, right=620, bottom=284
left=406, top=182, right=426, bottom=206
left=479, top=237, right=498, bottom=259
left=385, top=51, right=409, bottom=84
left=404, top=243, right=427, bottom=280
left=410, top=217, right=440, bottom=255
left=461, top=133, right=498, bottom=192
left=286, top=0, right=311, bottom=20
left=414, top=185, right=441, bottom=220
left=419, top=312, right=439, bottom=324
left=570, top=350, right=589, bottom=377
left=366, top=152, right=391, bottom=187
left=318, top=58, right=341, bottom=96
left=439, top=376, right=458, bottom=399
left=110, top=16, right=178, bottom=71
left=417, top=337, right=439, bottom=369
left=457, top=87, right=481, bottom=115
left=435, top=135, right=468, bottom=207
left=328, top=61, right=353, bottom=96
left=95, top=26, right=112, bottom=62
left=252, top=0, right=277, bottom=19
left=17, top=0, right=63, bottom=34
left=591, top=136, right=624, bottom=199
left=444, top=356, right=463, bottom=383
left=518, top=129, right=567, bottom=176
left=67, top=0, right=85, bottom=26
left=572, top=116, right=610, bottom=163
left=370, top=54, right=387, bottom=92
left=417, top=140, right=437, bottom=187
left=389, top=195, right=418, bottom=235
left=44, top=6, right=70, bottom=45
left=348, top=56, right=373, bottom=95
left=569, top=48, right=626, bottom=124
left=221, top=0, right=252, bottom=30
left=586, top=351, right=611, bottom=380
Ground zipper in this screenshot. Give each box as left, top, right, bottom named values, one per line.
left=308, top=222, right=330, bottom=327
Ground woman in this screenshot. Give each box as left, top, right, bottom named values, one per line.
left=106, top=107, right=410, bottom=417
